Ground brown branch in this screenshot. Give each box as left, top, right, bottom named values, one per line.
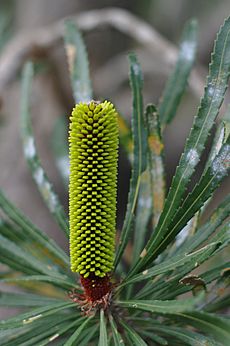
left=0, top=7, right=204, bottom=98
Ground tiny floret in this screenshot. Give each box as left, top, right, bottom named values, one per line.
left=69, top=101, right=118, bottom=279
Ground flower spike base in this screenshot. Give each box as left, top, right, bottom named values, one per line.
left=69, top=274, right=113, bottom=315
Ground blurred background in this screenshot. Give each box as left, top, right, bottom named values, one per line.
left=0, top=0, right=229, bottom=318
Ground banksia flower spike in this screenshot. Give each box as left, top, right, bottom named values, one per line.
left=69, top=100, right=118, bottom=307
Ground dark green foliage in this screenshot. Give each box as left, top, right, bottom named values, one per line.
left=0, top=17, right=229, bottom=346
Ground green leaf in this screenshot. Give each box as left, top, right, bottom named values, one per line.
left=0, top=275, right=76, bottom=290
left=211, top=221, right=230, bottom=250
left=0, top=291, right=63, bottom=307
left=155, top=236, right=229, bottom=301
left=202, top=261, right=230, bottom=284
left=115, top=53, right=148, bottom=268
left=0, top=220, right=26, bottom=243
left=13, top=321, right=77, bottom=346
left=0, top=220, right=71, bottom=281
left=151, top=325, right=219, bottom=346
left=0, top=190, right=69, bottom=267
left=0, top=302, right=76, bottom=330
left=176, top=194, right=230, bottom=255
left=1, top=314, right=81, bottom=346
left=64, top=317, right=92, bottom=346
left=0, top=233, right=65, bottom=278
left=198, top=112, right=230, bottom=214
left=159, top=19, right=198, bottom=126
left=98, top=309, right=107, bottom=346
left=205, top=295, right=230, bottom=313
left=0, top=220, right=69, bottom=275
left=119, top=319, right=148, bottom=346
left=130, top=16, right=230, bottom=275
left=31, top=319, right=81, bottom=346
left=0, top=232, right=73, bottom=287
left=175, top=311, right=230, bottom=345
left=0, top=327, right=30, bottom=346
left=64, top=20, right=93, bottom=103
left=20, top=62, right=69, bottom=237
left=151, top=260, right=230, bottom=302
left=136, top=138, right=229, bottom=269
left=139, top=330, right=168, bottom=345
left=116, top=295, right=202, bottom=314
left=78, top=325, right=98, bottom=346
left=145, top=104, right=165, bottom=228
left=120, top=242, right=219, bottom=288
left=109, top=315, right=125, bottom=346
left=161, top=140, right=230, bottom=252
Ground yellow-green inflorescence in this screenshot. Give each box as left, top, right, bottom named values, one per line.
left=69, top=101, right=119, bottom=278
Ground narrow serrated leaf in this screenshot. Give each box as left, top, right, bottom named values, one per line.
left=119, top=319, right=148, bottom=346
left=64, top=20, right=92, bottom=103
left=159, top=19, right=198, bottom=126
left=0, top=291, right=62, bottom=307
left=3, top=314, right=81, bottom=346
left=0, top=302, right=76, bottom=330
left=139, top=330, right=168, bottom=345
left=0, top=275, right=76, bottom=290
left=130, top=16, right=230, bottom=275
left=134, top=138, right=229, bottom=269
left=0, top=314, right=78, bottom=346
left=109, top=315, right=125, bottom=346
left=0, top=190, right=69, bottom=267
left=0, top=220, right=69, bottom=274
left=175, top=311, right=230, bottom=345
left=199, top=112, right=230, bottom=214
left=64, top=317, right=92, bottom=346
left=152, top=325, right=219, bottom=346
left=139, top=261, right=229, bottom=301
left=117, top=295, right=202, bottom=314
left=31, top=319, right=81, bottom=346
left=157, top=221, right=230, bottom=300
left=115, top=53, right=147, bottom=268
left=0, top=220, right=26, bottom=243
left=21, top=62, right=69, bottom=237
left=78, top=325, right=98, bottom=346
left=205, top=295, right=230, bottom=313
left=133, top=200, right=229, bottom=299
left=176, top=194, right=230, bottom=255
left=98, top=309, right=107, bottom=346
left=0, top=234, right=66, bottom=278
left=155, top=140, right=230, bottom=256
left=120, top=242, right=219, bottom=288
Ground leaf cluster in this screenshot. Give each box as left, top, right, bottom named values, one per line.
left=0, top=16, right=230, bottom=346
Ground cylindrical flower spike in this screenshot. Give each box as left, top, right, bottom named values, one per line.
left=69, top=100, right=118, bottom=303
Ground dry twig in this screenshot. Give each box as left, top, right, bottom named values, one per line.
left=0, top=7, right=204, bottom=99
